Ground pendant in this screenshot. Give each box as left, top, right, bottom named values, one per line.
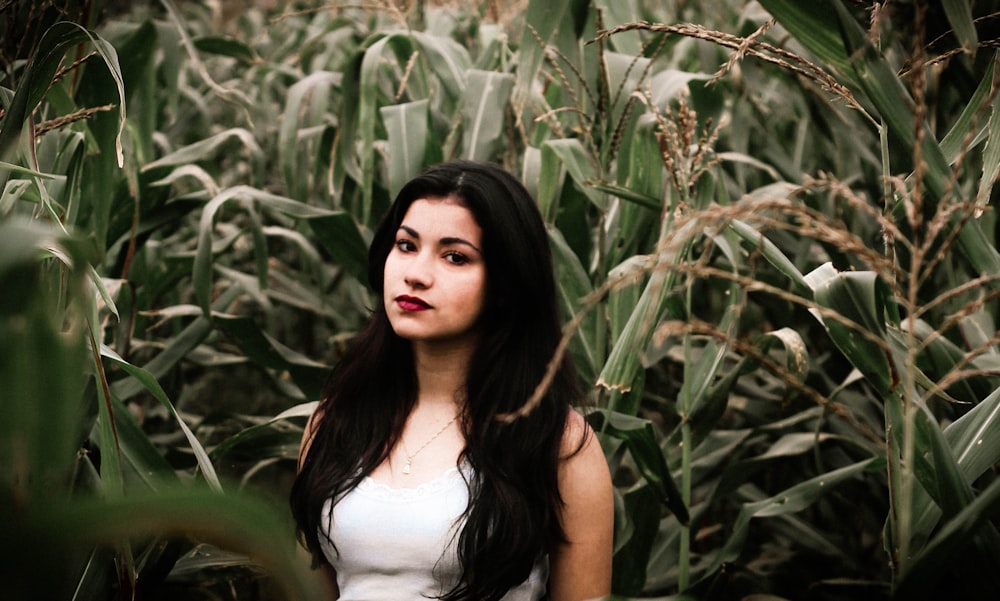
left=402, top=460, right=412, bottom=475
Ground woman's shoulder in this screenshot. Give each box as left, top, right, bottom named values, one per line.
left=558, top=409, right=606, bottom=472
left=559, top=409, right=589, bottom=456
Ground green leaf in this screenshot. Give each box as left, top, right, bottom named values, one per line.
left=143, top=128, right=262, bottom=172
left=9, top=489, right=329, bottom=601
left=941, top=0, right=978, bottom=55
left=209, top=401, right=318, bottom=465
left=279, top=72, right=340, bottom=202
left=307, top=211, right=371, bottom=284
left=727, top=218, right=809, bottom=291
left=461, top=70, right=514, bottom=161
left=587, top=409, right=690, bottom=525
left=110, top=286, right=242, bottom=401
left=769, top=0, right=1000, bottom=291
left=381, top=99, right=429, bottom=198
left=940, top=53, right=995, bottom=162
left=548, top=227, right=599, bottom=384
left=411, top=31, right=472, bottom=101
left=598, top=266, right=665, bottom=399
left=212, top=314, right=330, bottom=401
left=749, top=327, right=811, bottom=388
left=89, top=329, right=125, bottom=501
left=357, top=34, right=394, bottom=224
left=272, top=401, right=320, bottom=422
left=612, top=485, right=661, bottom=596
left=0, top=22, right=126, bottom=186
left=536, top=143, right=564, bottom=223
left=0, top=221, right=89, bottom=498
left=591, top=180, right=660, bottom=211
left=910, top=405, right=977, bottom=519
left=900, top=320, right=997, bottom=405
left=804, top=263, right=894, bottom=396
left=976, top=71, right=1000, bottom=214
left=598, top=218, right=700, bottom=399
left=757, top=0, right=850, bottom=73
left=896, top=476, right=1000, bottom=597
left=107, top=396, right=178, bottom=490
left=512, top=0, right=574, bottom=115
left=694, top=458, right=881, bottom=586
left=192, top=35, right=258, bottom=63
left=543, top=138, right=604, bottom=209
left=946, top=385, right=1000, bottom=481
left=193, top=186, right=352, bottom=314
left=825, top=0, right=1000, bottom=285
left=100, top=346, right=221, bottom=491
left=603, top=116, right=663, bottom=269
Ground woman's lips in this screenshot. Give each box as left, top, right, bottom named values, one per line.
left=395, top=295, right=431, bottom=311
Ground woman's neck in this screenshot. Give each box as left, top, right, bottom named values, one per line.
left=411, top=339, right=474, bottom=410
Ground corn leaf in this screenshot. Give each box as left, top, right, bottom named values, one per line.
left=109, top=286, right=242, bottom=401
left=728, top=218, right=809, bottom=291
left=512, top=0, right=574, bottom=116
left=804, top=264, right=894, bottom=396
left=212, top=315, right=330, bottom=401
left=0, top=22, right=125, bottom=184
left=543, top=138, right=604, bottom=209
left=100, top=345, right=222, bottom=491
left=279, top=72, right=341, bottom=202
left=587, top=409, right=690, bottom=525
left=461, top=70, right=514, bottom=161
left=143, top=128, right=262, bottom=172
left=757, top=0, right=850, bottom=74
left=548, top=227, right=600, bottom=385
left=306, top=212, right=371, bottom=284
left=192, top=35, right=258, bottom=63
left=941, top=0, right=978, bottom=55
left=976, top=70, right=1000, bottom=214
left=382, top=99, right=429, bottom=198
left=694, top=457, right=881, bottom=586
left=896, top=476, right=1000, bottom=597
left=940, top=53, right=995, bottom=162
left=15, top=489, right=328, bottom=601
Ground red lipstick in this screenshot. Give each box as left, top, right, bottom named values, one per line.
left=396, top=295, right=431, bottom=311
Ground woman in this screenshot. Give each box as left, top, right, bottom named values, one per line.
left=291, top=160, right=613, bottom=601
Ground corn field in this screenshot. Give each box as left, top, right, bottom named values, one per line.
left=2, top=0, right=1000, bottom=599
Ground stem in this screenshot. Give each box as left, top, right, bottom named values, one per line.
left=679, top=415, right=692, bottom=591
left=678, top=270, right=694, bottom=592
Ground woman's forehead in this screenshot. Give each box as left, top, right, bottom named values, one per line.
left=400, top=198, right=483, bottom=240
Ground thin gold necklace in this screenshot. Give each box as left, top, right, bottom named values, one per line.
left=400, top=415, right=458, bottom=475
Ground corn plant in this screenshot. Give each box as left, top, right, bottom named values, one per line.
left=545, top=1, right=1000, bottom=598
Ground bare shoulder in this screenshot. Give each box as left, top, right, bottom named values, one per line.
left=558, top=409, right=612, bottom=495
left=559, top=409, right=604, bottom=469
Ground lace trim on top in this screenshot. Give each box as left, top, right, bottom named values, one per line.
left=356, top=464, right=470, bottom=502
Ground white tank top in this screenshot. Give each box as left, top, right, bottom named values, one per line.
left=319, top=465, right=548, bottom=600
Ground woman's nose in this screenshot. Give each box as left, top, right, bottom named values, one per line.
left=403, top=253, right=432, bottom=289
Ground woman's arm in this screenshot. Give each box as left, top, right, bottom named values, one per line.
left=549, top=411, right=614, bottom=601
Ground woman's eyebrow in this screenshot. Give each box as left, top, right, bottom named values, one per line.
left=398, top=225, right=482, bottom=254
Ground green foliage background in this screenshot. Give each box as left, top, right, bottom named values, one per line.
left=2, top=0, right=1000, bottom=599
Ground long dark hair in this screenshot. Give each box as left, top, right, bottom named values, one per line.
left=290, top=160, right=582, bottom=601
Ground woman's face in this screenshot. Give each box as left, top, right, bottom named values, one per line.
left=383, top=197, right=488, bottom=349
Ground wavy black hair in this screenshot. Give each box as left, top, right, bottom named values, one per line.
left=290, top=160, right=582, bottom=601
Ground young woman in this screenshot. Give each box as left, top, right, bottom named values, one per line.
left=290, top=160, right=613, bottom=601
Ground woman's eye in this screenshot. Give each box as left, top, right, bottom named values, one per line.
left=395, top=239, right=416, bottom=252
left=444, top=252, right=469, bottom=265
